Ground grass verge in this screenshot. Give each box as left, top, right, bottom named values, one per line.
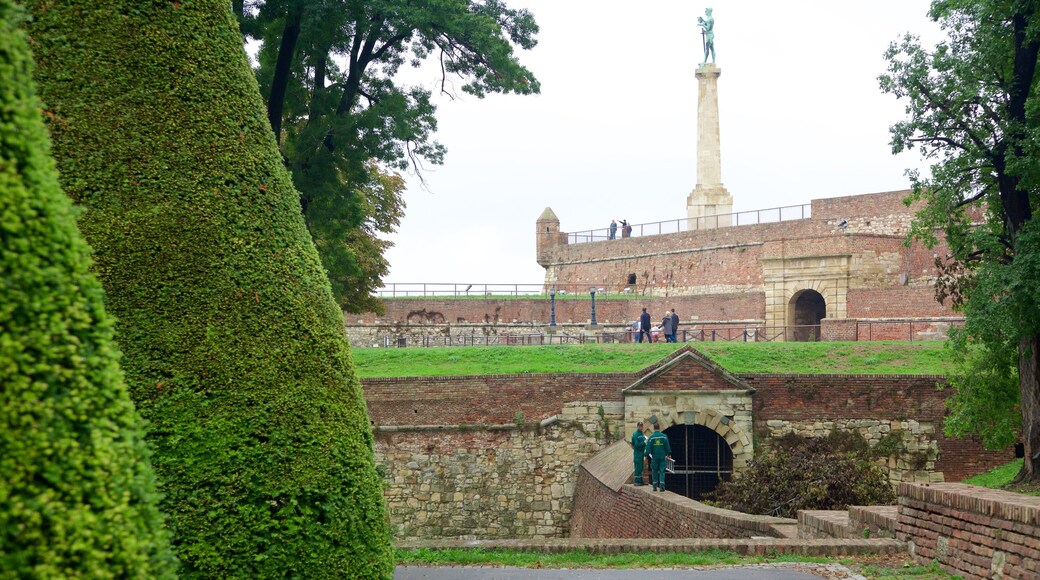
left=963, top=459, right=1040, bottom=496
left=353, top=341, right=954, bottom=378
left=394, top=549, right=951, bottom=579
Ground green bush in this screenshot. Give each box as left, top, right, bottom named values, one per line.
left=711, top=433, right=896, bottom=518
left=0, top=2, right=175, bottom=576
left=26, top=1, right=393, bottom=577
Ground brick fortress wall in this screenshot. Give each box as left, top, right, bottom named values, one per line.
left=346, top=191, right=962, bottom=346
left=362, top=367, right=1011, bottom=540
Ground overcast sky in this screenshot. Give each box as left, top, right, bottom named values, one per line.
left=380, top=0, right=943, bottom=288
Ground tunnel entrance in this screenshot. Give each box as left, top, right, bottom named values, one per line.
left=662, top=424, right=733, bottom=499
left=790, top=289, right=826, bottom=342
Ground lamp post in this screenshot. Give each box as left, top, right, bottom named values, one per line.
left=549, top=287, right=557, bottom=327
left=589, top=287, right=598, bottom=326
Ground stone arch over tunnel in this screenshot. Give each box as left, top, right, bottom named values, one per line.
left=649, top=407, right=752, bottom=500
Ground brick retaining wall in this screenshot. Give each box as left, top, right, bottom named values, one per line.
left=571, top=469, right=794, bottom=539
left=897, top=482, right=1040, bottom=579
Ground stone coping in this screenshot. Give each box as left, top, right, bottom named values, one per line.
left=798, top=510, right=850, bottom=539
left=898, top=482, right=1040, bottom=526
left=632, top=485, right=794, bottom=536
left=396, top=538, right=907, bottom=557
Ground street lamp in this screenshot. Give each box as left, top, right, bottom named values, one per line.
left=549, top=287, right=557, bottom=327
left=589, top=287, right=598, bottom=326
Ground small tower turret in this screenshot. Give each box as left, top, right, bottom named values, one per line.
left=536, top=207, right=565, bottom=267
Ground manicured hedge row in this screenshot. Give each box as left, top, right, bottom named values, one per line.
left=26, top=1, right=393, bottom=577
left=0, top=1, right=175, bottom=576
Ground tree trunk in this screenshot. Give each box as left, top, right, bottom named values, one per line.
left=1017, top=336, right=1040, bottom=483
left=267, top=11, right=301, bottom=140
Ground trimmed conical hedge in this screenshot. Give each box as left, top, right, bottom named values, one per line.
left=25, top=1, right=393, bottom=577
left=0, top=1, right=176, bottom=576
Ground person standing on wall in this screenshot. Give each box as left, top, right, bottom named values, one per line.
left=646, top=422, right=672, bottom=492
left=661, top=311, right=674, bottom=344
left=620, top=219, right=629, bottom=238
left=638, top=308, right=652, bottom=344
left=631, top=421, right=648, bottom=485
left=670, top=309, right=680, bottom=342
left=609, top=220, right=617, bottom=240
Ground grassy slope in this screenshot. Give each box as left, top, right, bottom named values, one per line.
left=352, top=341, right=953, bottom=378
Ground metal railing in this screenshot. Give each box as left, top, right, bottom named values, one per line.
left=567, top=204, right=812, bottom=244
left=374, top=320, right=961, bottom=348
left=376, top=283, right=653, bottom=298
left=382, top=325, right=834, bottom=347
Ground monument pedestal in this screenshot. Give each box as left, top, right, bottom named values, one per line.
left=686, top=64, right=732, bottom=229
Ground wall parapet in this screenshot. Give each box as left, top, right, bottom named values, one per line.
left=897, top=483, right=1040, bottom=579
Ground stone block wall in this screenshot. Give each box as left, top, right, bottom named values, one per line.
left=376, top=402, right=625, bottom=540
left=745, top=375, right=1011, bottom=483
left=897, top=483, right=1040, bottom=579
left=570, top=472, right=793, bottom=539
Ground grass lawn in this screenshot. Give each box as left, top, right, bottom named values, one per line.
left=963, top=459, right=1040, bottom=496
left=352, top=341, right=955, bottom=378
left=395, top=549, right=952, bottom=579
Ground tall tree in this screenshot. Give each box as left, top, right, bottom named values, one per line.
left=881, top=0, right=1040, bottom=482
left=27, top=0, right=394, bottom=576
left=239, top=0, right=540, bottom=313
left=0, top=1, right=174, bottom=575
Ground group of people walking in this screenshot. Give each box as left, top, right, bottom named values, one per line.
left=633, top=307, right=679, bottom=343
left=608, top=219, right=632, bottom=240
left=631, top=421, right=672, bottom=492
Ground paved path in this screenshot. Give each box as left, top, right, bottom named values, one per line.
left=395, top=563, right=866, bottom=579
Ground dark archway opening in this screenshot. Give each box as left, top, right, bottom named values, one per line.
left=791, top=289, right=826, bottom=342
left=662, top=424, right=733, bottom=499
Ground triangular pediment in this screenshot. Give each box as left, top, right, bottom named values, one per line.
left=624, top=346, right=753, bottom=393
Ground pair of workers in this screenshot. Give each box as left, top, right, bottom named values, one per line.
left=631, top=420, right=672, bottom=492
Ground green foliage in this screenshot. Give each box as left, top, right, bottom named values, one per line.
left=351, top=342, right=954, bottom=378
left=27, top=0, right=392, bottom=577
left=712, top=434, right=896, bottom=518
left=880, top=1, right=1040, bottom=474
left=0, top=2, right=174, bottom=575
left=239, top=0, right=539, bottom=312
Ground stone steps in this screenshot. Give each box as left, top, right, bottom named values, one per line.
left=797, top=505, right=899, bottom=540
left=798, top=510, right=850, bottom=539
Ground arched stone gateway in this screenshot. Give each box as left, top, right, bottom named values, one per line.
left=790, top=289, right=826, bottom=342
left=624, top=347, right=754, bottom=500
left=663, top=423, right=733, bottom=498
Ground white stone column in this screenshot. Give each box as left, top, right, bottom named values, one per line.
left=686, top=64, right=733, bottom=230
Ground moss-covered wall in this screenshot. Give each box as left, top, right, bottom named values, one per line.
left=26, top=1, right=392, bottom=576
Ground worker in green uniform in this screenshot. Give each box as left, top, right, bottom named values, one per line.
left=645, top=422, right=672, bottom=492
left=631, top=421, right=647, bottom=485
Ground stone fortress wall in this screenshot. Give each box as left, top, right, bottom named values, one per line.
left=343, top=190, right=962, bottom=346
left=362, top=350, right=1010, bottom=541
left=535, top=189, right=959, bottom=338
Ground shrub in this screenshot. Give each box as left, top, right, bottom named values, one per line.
left=26, top=1, right=393, bottom=577
left=711, top=433, right=895, bottom=518
left=0, top=2, right=175, bottom=575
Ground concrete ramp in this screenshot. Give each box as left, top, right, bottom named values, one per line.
left=578, top=439, right=633, bottom=492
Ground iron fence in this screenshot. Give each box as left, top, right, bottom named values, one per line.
left=372, top=319, right=963, bottom=348
left=376, top=282, right=660, bottom=298
left=567, top=204, right=812, bottom=244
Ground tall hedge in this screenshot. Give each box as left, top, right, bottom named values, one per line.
left=25, top=1, right=393, bottom=577
left=0, top=1, right=175, bottom=576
